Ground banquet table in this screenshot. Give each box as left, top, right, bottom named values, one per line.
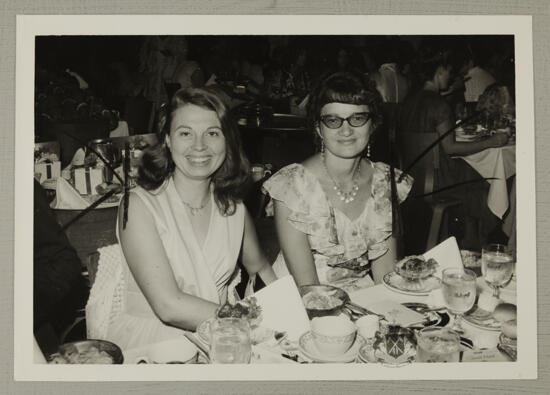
left=120, top=273, right=516, bottom=365
left=459, top=144, right=516, bottom=219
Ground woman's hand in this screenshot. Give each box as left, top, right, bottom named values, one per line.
left=488, top=132, right=509, bottom=148
left=371, top=237, right=398, bottom=284
left=441, top=119, right=508, bottom=157
left=273, top=200, right=319, bottom=287
left=118, top=193, right=218, bottom=331
left=240, top=209, right=277, bottom=286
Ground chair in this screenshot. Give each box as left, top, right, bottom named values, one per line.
left=85, top=244, right=125, bottom=340
left=397, top=132, right=462, bottom=252
left=371, top=103, right=401, bottom=164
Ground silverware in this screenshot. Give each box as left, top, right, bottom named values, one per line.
left=184, top=332, right=210, bottom=363
left=344, top=301, right=386, bottom=320
left=274, top=331, right=288, bottom=346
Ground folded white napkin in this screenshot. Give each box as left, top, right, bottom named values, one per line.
left=109, top=121, right=130, bottom=138
left=368, top=300, right=425, bottom=327
left=423, top=236, right=463, bottom=279
left=50, top=177, right=90, bottom=210
left=71, top=148, right=86, bottom=166
left=252, top=276, right=310, bottom=342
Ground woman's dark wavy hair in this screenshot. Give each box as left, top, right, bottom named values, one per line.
left=306, top=71, right=383, bottom=151
left=413, top=45, right=452, bottom=85
left=138, top=87, right=250, bottom=216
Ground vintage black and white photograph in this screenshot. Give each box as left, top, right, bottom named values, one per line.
left=14, top=15, right=537, bottom=381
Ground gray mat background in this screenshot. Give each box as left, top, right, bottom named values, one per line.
left=2, top=1, right=548, bottom=393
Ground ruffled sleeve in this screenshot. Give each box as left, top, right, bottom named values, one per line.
left=363, top=162, right=413, bottom=260
left=262, top=164, right=338, bottom=246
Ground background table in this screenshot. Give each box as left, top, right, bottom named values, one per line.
left=54, top=206, right=118, bottom=266
left=238, top=113, right=314, bottom=169
left=460, top=144, right=516, bottom=219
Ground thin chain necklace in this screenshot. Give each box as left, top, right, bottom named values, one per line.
left=321, top=152, right=361, bottom=204
left=180, top=194, right=210, bottom=216
left=173, top=177, right=211, bottom=216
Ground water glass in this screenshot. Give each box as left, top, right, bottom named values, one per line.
left=416, top=327, right=461, bottom=363
left=442, top=268, right=477, bottom=334
left=482, top=244, right=515, bottom=298
left=209, top=317, right=252, bottom=364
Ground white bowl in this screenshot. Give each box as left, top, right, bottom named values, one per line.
left=311, top=316, right=357, bottom=356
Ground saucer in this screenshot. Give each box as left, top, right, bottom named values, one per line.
left=298, top=331, right=365, bottom=363
left=463, top=305, right=501, bottom=331
left=383, top=272, right=441, bottom=296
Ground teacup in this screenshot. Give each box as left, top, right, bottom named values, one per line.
left=137, top=337, right=198, bottom=364
left=311, top=316, right=357, bottom=356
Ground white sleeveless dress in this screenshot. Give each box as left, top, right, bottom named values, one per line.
left=87, top=177, right=245, bottom=350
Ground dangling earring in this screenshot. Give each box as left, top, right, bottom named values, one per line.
left=366, top=142, right=371, bottom=158
left=320, top=139, right=325, bottom=153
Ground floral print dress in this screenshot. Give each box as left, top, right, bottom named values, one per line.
left=262, top=160, right=413, bottom=293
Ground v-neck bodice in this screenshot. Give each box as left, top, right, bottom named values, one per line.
left=118, top=177, right=245, bottom=317
left=170, top=180, right=214, bottom=251
left=300, top=161, right=375, bottom=224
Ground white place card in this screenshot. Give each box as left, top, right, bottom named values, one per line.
left=253, top=276, right=310, bottom=341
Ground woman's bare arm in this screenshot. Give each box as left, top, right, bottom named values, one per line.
left=370, top=236, right=398, bottom=284
left=272, top=200, right=319, bottom=286
left=118, top=193, right=218, bottom=331
left=439, top=119, right=509, bottom=157
left=240, top=208, right=277, bottom=285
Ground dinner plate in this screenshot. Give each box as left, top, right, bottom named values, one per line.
left=497, top=333, right=517, bottom=361
left=455, top=133, right=482, bottom=142
left=383, top=272, right=441, bottom=296
left=463, top=305, right=502, bottom=331
left=298, top=331, right=365, bottom=363
left=196, top=318, right=275, bottom=345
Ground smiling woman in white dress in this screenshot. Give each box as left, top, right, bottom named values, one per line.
left=87, top=87, right=276, bottom=350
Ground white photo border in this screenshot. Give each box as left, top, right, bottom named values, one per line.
left=14, top=14, right=537, bottom=381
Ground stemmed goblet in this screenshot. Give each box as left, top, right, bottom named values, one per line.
left=441, top=268, right=477, bottom=334
left=481, top=244, right=515, bottom=299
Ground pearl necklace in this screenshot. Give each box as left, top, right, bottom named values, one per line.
left=321, top=152, right=361, bottom=204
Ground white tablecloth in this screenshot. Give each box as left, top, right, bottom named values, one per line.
left=460, top=145, right=516, bottom=218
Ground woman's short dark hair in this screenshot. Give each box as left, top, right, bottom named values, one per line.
left=138, top=87, right=250, bottom=216
left=307, top=71, right=383, bottom=150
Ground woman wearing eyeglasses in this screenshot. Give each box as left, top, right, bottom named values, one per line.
left=262, top=72, right=413, bottom=292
